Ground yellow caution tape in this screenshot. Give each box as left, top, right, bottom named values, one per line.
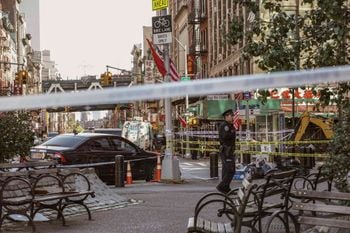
left=172, top=145, right=329, bottom=158
left=172, top=140, right=330, bottom=146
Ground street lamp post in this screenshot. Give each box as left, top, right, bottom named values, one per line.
left=173, top=37, right=191, bottom=158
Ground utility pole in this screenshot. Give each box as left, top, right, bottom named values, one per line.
left=158, top=9, right=181, bottom=181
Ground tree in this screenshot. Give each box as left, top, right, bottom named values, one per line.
left=323, top=99, right=350, bottom=192
left=0, top=112, right=35, bottom=162
left=226, top=0, right=350, bottom=190
left=226, top=0, right=350, bottom=104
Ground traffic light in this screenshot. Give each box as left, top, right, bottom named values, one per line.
left=15, top=72, right=21, bottom=85
left=100, top=73, right=107, bottom=86
left=106, top=72, right=112, bottom=85
left=100, top=72, right=113, bottom=86
left=19, top=70, right=28, bottom=84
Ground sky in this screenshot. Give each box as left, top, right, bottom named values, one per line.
left=40, top=0, right=155, bottom=79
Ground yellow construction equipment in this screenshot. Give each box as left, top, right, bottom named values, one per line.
left=294, top=112, right=333, bottom=141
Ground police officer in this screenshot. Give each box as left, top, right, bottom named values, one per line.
left=216, top=109, right=236, bottom=194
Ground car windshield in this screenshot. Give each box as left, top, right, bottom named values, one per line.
left=41, top=135, right=86, bottom=147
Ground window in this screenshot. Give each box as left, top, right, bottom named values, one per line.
left=42, top=135, right=85, bottom=148
left=87, top=138, right=111, bottom=151
left=111, top=138, right=136, bottom=154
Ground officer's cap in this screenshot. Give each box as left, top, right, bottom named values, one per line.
left=222, top=109, right=234, bottom=117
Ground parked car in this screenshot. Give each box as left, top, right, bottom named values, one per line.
left=30, top=133, right=158, bottom=184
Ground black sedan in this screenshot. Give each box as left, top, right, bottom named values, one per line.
left=30, top=133, right=158, bottom=184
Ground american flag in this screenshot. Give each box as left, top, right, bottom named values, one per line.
left=177, top=112, right=187, bottom=128
left=146, top=38, right=180, bottom=82
left=233, top=108, right=241, bottom=130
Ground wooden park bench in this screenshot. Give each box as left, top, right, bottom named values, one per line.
left=291, top=190, right=350, bottom=232
left=292, top=165, right=333, bottom=193
left=0, top=168, right=95, bottom=232
left=187, top=178, right=257, bottom=233
left=0, top=160, right=58, bottom=172
left=187, top=169, right=297, bottom=233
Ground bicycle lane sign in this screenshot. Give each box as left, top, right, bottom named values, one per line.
left=152, top=15, right=172, bottom=45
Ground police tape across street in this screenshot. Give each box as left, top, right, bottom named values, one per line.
left=0, top=65, right=350, bottom=111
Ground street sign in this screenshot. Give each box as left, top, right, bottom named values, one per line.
left=152, top=0, right=168, bottom=11
left=181, top=76, right=191, bottom=81
left=243, top=91, right=252, bottom=100
left=152, top=15, right=172, bottom=45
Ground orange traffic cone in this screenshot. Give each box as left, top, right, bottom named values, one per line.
left=153, top=154, right=162, bottom=182
left=126, top=161, right=133, bottom=184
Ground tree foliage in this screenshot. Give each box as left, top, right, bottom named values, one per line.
left=0, top=112, right=34, bottom=162
left=226, top=0, right=350, bottom=190
left=323, top=99, right=350, bottom=192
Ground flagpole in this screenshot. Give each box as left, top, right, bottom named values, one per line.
left=173, top=37, right=191, bottom=158
left=159, top=8, right=181, bottom=182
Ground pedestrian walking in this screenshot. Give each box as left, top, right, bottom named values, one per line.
left=216, top=109, right=236, bottom=194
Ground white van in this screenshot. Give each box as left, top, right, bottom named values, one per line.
left=121, top=121, right=153, bottom=150
left=93, top=128, right=122, bottom=136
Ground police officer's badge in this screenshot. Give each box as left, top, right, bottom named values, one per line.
left=224, top=126, right=229, bottom=131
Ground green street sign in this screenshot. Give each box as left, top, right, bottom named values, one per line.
left=152, top=0, right=168, bottom=11
left=181, top=76, right=191, bottom=81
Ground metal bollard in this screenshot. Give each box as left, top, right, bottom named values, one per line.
left=209, top=152, right=218, bottom=178
left=115, top=155, right=124, bottom=187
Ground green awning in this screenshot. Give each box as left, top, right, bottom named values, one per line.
left=206, top=100, right=236, bottom=120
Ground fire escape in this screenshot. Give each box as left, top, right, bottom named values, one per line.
left=187, top=0, right=208, bottom=78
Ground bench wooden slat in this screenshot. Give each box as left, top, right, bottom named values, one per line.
left=187, top=217, right=195, bottom=231
left=187, top=218, right=233, bottom=233
left=34, top=191, right=94, bottom=202
left=0, top=161, right=57, bottom=170
left=210, top=221, right=218, bottom=233
left=203, top=219, right=211, bottom=233
left=197, top=217, right=204, bottom=231
left=294, top=203, right=350, bottom=215
left=3, top=196, right=32, bottom=205
left=299, top=216, right=350, bottom=229
left=29, top=168, right=58, bottom=176
left=0, top=170, right=29, bottom=177
left=224, top=223, right=233, bottom=233
left=293, top=190, right=350, bottom=201
left=217, top=223, right=225, bottom=233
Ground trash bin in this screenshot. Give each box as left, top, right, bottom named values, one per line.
left=209, top=152, right=218, bottom=178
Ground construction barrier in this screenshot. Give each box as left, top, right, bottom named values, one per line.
left=152, top=154, right=162, bottom=182
left=126, top=161, right=133, bottom=185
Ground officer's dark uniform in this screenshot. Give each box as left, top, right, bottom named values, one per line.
left=216, top=109, right=236, bottom=193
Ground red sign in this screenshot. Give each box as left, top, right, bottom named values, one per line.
left=268, top=88, right=319, bottom=100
